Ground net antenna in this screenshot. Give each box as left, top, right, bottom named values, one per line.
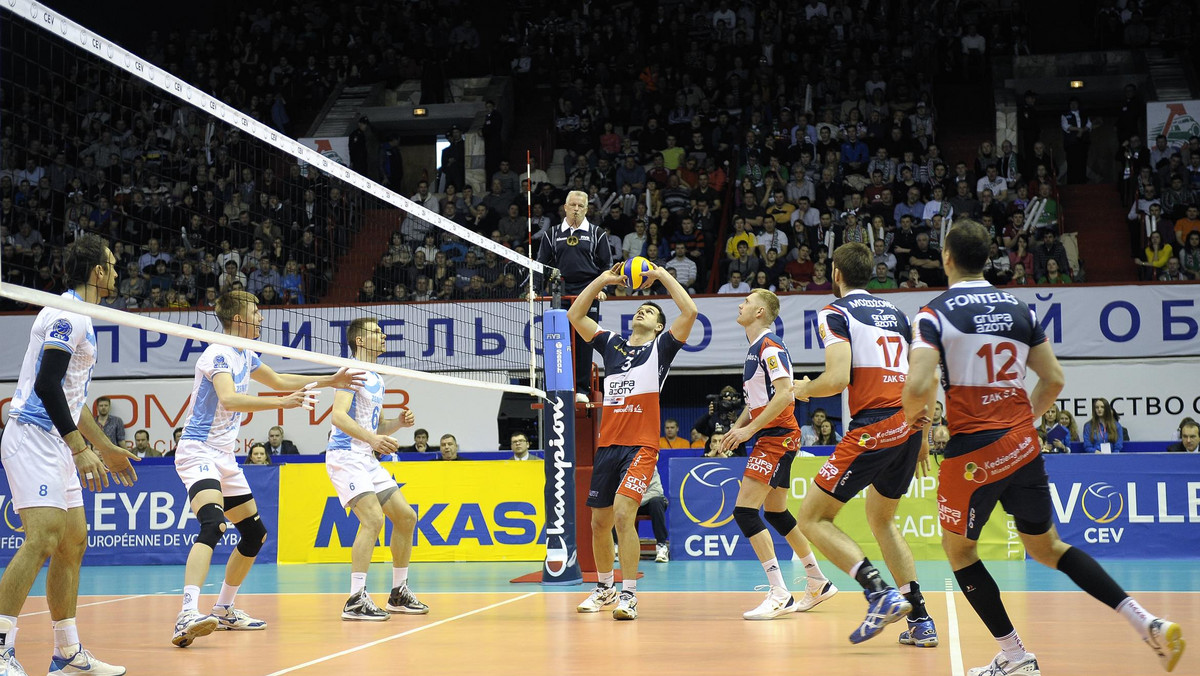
left=0, top=0, right=553, bottom=400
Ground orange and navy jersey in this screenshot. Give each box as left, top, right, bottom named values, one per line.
left=591, top=328, right=684, bottom=449
left=742, top=329, right=799, bottom=432
left=911, top=280, right=1047, bottom=435
left=818, top=289, right=911, bottom=417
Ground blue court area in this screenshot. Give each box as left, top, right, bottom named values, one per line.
left=25, top=559, right=1200, bottom=597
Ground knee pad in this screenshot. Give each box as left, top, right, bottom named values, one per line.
left=233, top=514, right=268, bottom=558
left=764, top=510, right=798, bottom=536
left=195, top=503, right=227, bottom=549
left=733, top=506, right=766, bottom=538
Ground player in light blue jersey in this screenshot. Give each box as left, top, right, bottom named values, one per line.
left=327, top=317, right=428, bottom=620
left=172, top=291, right=364, bottom=647
left=0, top=234, right=138, bottom=676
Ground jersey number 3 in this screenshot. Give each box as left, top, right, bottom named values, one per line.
left=976, top=342, right=1018, bottom=383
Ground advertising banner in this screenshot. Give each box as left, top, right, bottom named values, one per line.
left=0, top=465, right=278, bottom=566
left=1146, top=100, right=1200, bottom=148
left=298, top=136, right=351, bottom=168
left=0, top=377, right=503, bottom=454
left=669, top=457, right=1023, bottom=561
left=276, top=461, right=545, bottom=563
left=0, top=287, right=1196, bottom=381
left=541, top=309, right=581, bottom=584
left=1044, top=454, right=1200, bottom=558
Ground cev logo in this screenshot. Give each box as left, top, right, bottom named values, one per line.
left=3, top=499, right=22, bottom=533
left=678, top=462, right=741, bottom=528
left=1081, top=482, right=1124, bottom=524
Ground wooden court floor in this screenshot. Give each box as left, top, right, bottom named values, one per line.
left=7, top=561, right=1196, bottom=676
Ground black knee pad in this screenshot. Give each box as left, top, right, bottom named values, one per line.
left=233, top=514, right=268, bottom=557
left=764, top=509, right=798, bottom=536
left=733, top=506, right=766, bottom=538
left=195, top=503, right=227, bottom=549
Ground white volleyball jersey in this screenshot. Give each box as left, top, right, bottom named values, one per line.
left=180, top=344, right=261, bottom=453
left=9, top=291, right=97, bottom=433
left=817, top=289, right=911, bottom=417
left=911, top=280, right=1046, bottom=435
left=327, top=370, right=386, bottom=453
left=741, top=329, right=799, bottom=431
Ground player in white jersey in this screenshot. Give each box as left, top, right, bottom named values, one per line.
left=0, top=235, right=137, bottom=676
left=793, top=242, right=937, bottom=646
left=327, top=317, right=428, bottom=621
left=904, top=221, right=1184, bottom=676
left=172, top=291, right=363, bottom=647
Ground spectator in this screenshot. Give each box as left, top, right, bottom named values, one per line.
left=899, top=267, right=928, bottom=289
left=438, top=434, right=461, bottom=460
left=694, top=387, right=742, bottom=441
left=704, top=423, right=731, bottom=457
left=1082, top=398, right=1125, bottom=453
left=909, top=232, right=945, bottom=286
left=403, top=428, right=432, bottom=453
left=1032, top=229, right=1070, bottom=281
left=266, top=425, right=300, bottom=456
left=1010, top=262, right=1033, bottom=286
left=1061, top=96, right=1093, bottom=184
left=246, top=443, right=272, bottom=465
left=1135, top=231, right=1172, bottom=280
left=510, top=432, right=534, bottom=460
left=659, top=419, right=689, bottom=449
left=717, top=270, right=750, bottom=294
left=1168, top=421, right=1199, bottom=452
left=807, top=263, right=832, bottom=292
left=984, top=242, right=1012, bottom=285
left=814, top=419, right=841, bottom=445
left=800, top=409, right=828, bottom=448
left=866, top=262, right=897, bottom=290
left=665, top=243, right=698, bottom=292
left=636, top=467, right=670, bottom=563
left=132, top=429, right=162, bottom=458
left=1038, top=259, right=1072, bottom=285
left=94, top=396, right=125, bottom=448
left=931, top=425, right=950, bottom=456
left=1180, top=230, right=1200, bottom=279
left=1159, top=256, right=1189, bottom=282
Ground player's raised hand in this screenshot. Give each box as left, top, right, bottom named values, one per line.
left=398, top=410, right=416, bottom=428
left=331, top=367, right=369, bottom=389
left=73, top=446, right=109, bottom=492
left=602, top=262, right=625, bottom=287
left=371, top=434, right=400, bottom=456
left=97, top=442, right=140, bottom=486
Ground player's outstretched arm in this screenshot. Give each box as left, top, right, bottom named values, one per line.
left=378, top=409, right=415, bottom=436
left=902, top=347, right=939, bottom=428
left=795, top=341, right=851, bottom=401
left=1026, top=341, right=1065, bottom=420
left=329, top=389, right=399, bottom=456
left=252, top=364, right=367, bottom=392
left=722, top=378, right=791, bottom=450
left=213, top=372, right=317, bottom=412
left=643, top=265, right=698, bottom=342
left=567, top=264, right=622, bottom=343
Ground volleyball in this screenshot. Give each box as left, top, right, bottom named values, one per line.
left=623, top=256, right=655, bottom=290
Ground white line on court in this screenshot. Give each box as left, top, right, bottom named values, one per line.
left=19, top=593, right=155, bottom=618
left=945, top=578, right=965, bottom=676
left=260, top=592, right=537, bottom=676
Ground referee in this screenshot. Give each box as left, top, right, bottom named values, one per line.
left=535, top=190, right=614, bottom=401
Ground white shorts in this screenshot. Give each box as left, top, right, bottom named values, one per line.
left=0, top=419, right=83, bottom=511
left=325, top=450, right=398, bottom=508
left=174, top=439, right=252, bottom=498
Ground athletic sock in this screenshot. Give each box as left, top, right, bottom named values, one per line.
left=182, top=585, right=201, bottom=612
left=215, top=582, right=240, bottom=607
left=1117, top=598, right=1154, bottom=639
left=997, top=629, right=1029, bottom=663
left=1056, top=546, right=1128, bottom=608
left=800, top=553, right=827, bottom=583
left=762, top=557, right=787, bottom=593
left=392, top=566, right=409, bottom=589
left=351, top=572, right=368, bottom=595
left=622, top=579, right=637, bottom=594
left=0, top=615, right=17, bottom=649
left=900, top=581, right=929, bottom=621
left=853, top=558, right=888, bottom=594
left=954, top=560, right=1016, bottom=639
left=52, top=618, right=79, bottom=659
left=598, top=570, right=615, bottom=588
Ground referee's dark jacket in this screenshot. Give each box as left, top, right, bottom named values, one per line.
left=534, top=218, right=614, bottom=296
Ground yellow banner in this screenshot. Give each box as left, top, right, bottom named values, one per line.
left=277, top=461, right=546, bottom=563
left=784, top=458, right=1024, bottom=560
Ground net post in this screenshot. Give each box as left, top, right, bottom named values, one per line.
left=540, top=308, right=582, bottom=585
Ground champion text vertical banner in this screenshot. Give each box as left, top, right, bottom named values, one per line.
left=1045, top=454, right=1200, bottom=558
left=541, top=309, right=581, bottom=584
left=0, top=464, right=278, bottom=566
left=669, top=457, right=1022, bottom=561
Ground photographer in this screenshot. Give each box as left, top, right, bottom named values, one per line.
left=693, top=386, right=743, bottom=453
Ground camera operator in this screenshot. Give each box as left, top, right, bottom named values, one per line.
left=693, top=386, right=743, bottom=454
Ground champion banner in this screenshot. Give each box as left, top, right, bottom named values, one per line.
left=0, top=464, right=278, bottom=566
left=1044, top=454, right=1200, bottom=558
left=0, top=286, right=1196, bottom=380
left=669, top=456, right=1023, bottom=561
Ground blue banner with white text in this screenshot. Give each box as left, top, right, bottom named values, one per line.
left=0, top=465, right=279, bottom=566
